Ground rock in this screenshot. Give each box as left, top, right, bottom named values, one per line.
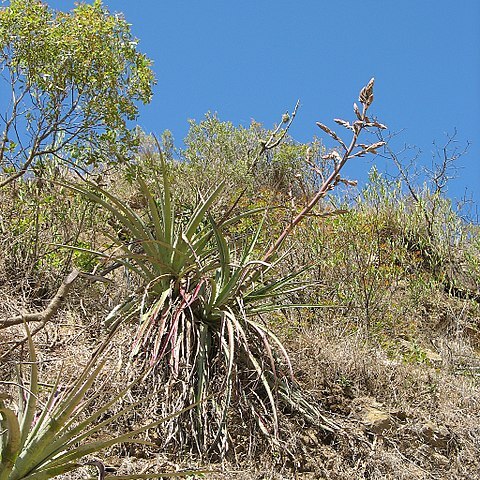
left=431, top=452, right=450, bottom=467
left=361, top=407, right=393, bottom=434
left=300, top=428, right=320, bottom=447
left=417, top=444, right=450, bottom=467
left=399, top=339, right=443, bottom=366
left=389, top=408, right=408, bottom=422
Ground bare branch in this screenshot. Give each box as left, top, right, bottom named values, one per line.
left=255, top=99, right=301, bottom=164
left=0, top=270, right=81, bottom=329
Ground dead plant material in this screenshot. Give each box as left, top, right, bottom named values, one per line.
left=0, top=268, right=113, bottom=330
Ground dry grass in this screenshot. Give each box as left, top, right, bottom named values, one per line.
left=1, top=139, right=479, bottom=479
left=278, top=320, right=480, bottom=479
left=2, top=280, right=479, bottom=479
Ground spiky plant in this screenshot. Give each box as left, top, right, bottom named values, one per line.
left=0, top=325, right=205, bottom=479
left=62, top=165, right=309, bottom=454
left=64, top=79, right=385, bottom=455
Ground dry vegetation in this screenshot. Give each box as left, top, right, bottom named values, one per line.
left=1, top=80, right=480, bottom=479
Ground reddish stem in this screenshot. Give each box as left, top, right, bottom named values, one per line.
left=261, top=127, right=360, bottom=265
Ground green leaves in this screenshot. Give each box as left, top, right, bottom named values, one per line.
left=0, top=325, right=204, bottom=480
left=62, top=150, right=327, bottom=454
left=0, top=401, right=21, bottom=480
left=0, top=0, right=155, bottom=185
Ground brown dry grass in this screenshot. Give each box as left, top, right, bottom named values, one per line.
left=2, top=282, right=479, bottom=479
left=1, top=175, right=479, bottom=479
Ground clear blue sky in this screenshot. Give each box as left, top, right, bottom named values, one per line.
left=48, top=0, right=480, bottom=207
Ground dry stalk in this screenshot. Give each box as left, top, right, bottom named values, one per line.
left=261, top=78, right=386, bottom=265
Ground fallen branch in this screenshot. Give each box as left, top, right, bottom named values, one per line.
left=1, top=270, right=81, bottom=329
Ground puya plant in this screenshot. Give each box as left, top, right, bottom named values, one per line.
left=0, top=325, right=205, bottom=479
left=63, top=78, right=385, bottom=456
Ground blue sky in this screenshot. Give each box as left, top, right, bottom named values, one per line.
left=48, top=0, right=479, bottom=207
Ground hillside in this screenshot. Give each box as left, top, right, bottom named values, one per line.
left=1, top=105, right=479, bottom=479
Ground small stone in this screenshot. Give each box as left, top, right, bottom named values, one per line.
left=300, top=429, right=320, bottom=447
left=361, top=407, right=393, bottom=434
left=424, top=348, right=443, bottom=365
left=389, top=408, right=408, bottom=422
left=431, top=452, right=450, bottom=467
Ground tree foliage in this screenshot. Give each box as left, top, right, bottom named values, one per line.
left=0, top=0, right=155, bottom=186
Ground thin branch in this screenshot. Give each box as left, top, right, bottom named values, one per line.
left=250, top=99, right=301, bottom=172
left=0, top=142, right=38, bottom=187
left=0, top=319, right=49, bottom=362
left=0, top=270, right=81, bottom=329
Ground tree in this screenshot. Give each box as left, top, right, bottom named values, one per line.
left=0, top=0, right=155, bottom=186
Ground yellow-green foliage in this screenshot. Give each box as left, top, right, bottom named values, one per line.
left=0, top=0, right=155, bottom=179
left=0, top=174, right=101, bottom=282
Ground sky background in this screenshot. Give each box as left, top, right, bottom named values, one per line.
left=48, top=0, right=479, bottom=209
